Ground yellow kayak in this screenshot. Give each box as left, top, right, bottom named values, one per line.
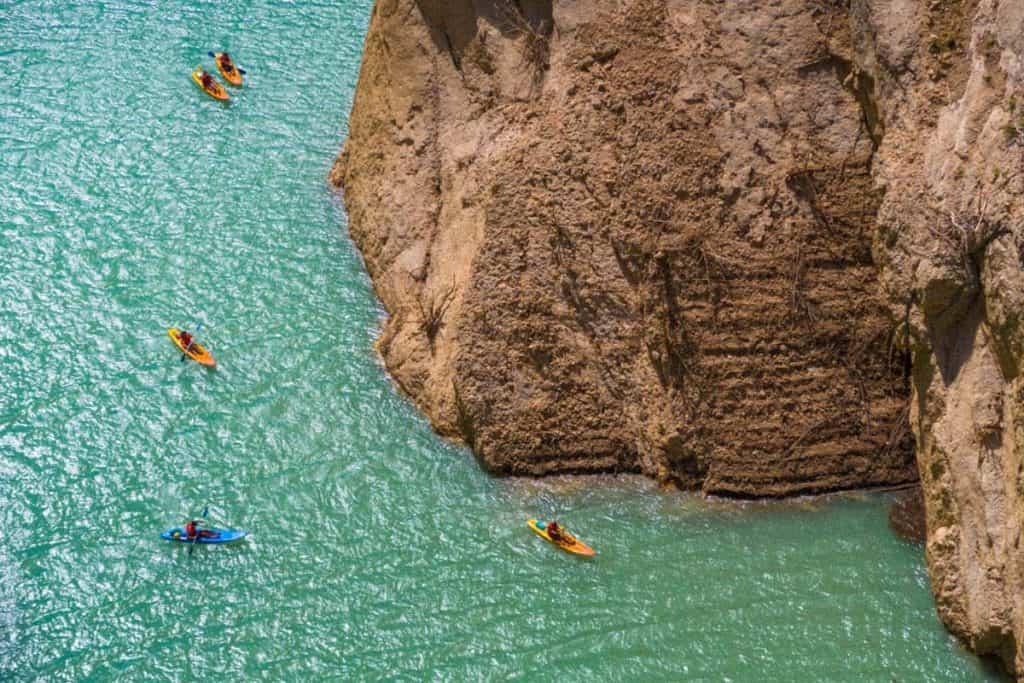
left=168, top=328, right=216, bottom=367
left=527, top=519, right=595, bottom=557
left=191, top=68, right=229, bottom=101
left=212, top=52, right=243, bottom=86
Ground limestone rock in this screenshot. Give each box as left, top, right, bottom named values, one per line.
left=861, top=0, right=1024, bottom=674
left=335, top=0, right=915, bottom=495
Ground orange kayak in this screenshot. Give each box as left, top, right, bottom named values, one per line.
left=168, top=328, right=216, bottom=367
left=527, top=519, right=595, bottom=557
left=213, top=53, right=243, bottom=86
left=191, top=69, right=229, bottom=101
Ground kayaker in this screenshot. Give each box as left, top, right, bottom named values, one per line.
left=546, top=520, right=565, bottom=543
left=184, top=519, right=216, bottom=539
left=218, top=52, right=235, bottom=72
left=199, top=70, right=215, bottom=90
left=179, top=329, right=194, bottom=351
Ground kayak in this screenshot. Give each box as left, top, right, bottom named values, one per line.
left=527, top=518, right=595, bottom=557
left=212, top=53, right=243, bottom=86
left=168, top=327, right=216, bottom=367
left=161, top=527, right=248, bottom=544
left=191, top=69, right=229, bottom=101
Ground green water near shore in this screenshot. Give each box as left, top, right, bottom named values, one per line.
left=0, top=2, right=1003, bottom=680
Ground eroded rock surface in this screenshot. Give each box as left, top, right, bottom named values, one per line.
left=334, top=0, right=1024, bottom=673
left=857, top=0, right=1024, bottom=674
left=334, top=0, right=914, bottom=494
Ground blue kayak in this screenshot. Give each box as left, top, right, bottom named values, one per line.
left=160, top=527, right=248, bottom=544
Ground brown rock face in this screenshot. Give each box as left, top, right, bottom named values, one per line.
left=334, top=0, right=914, bottom=495
left=856, top=0, right=1024, bottom=675
left=335, top=0, right=1024, bottom=674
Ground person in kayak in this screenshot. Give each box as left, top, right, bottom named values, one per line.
left=546, top=520, right=566, bottom=543
left=179, top=329, right=194, bottom=351
left=218, top=52, right=235, bottom=73
left=199, top=70, right=216, bottom=91
left=184, top=519, right=216, bottom=539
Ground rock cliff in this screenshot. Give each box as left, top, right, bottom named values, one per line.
left=857, top=0, right=1024, bottom=675
left=333, top=0, right=1023, bottom=674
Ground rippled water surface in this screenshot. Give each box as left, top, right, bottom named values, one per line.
left=0, top=2, right=1004, bottom=681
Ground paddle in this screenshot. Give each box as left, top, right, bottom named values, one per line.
left=180, top=322, right=202, bottom=362
left=208, top=52, right=247, bottom=75
left=189, top=505, right=209, bottom=556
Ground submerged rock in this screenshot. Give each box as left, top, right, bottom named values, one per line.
left=888, top=487, right=926, bottom=543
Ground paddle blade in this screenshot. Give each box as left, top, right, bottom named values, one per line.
left=208, top=51, right=215, bottom=57
left=238, top=68, right=246, bottom=75
left=201, top=506, right=208, bottom=518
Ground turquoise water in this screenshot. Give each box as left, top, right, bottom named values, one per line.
left=0, top=2, right=1002, bottom=680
